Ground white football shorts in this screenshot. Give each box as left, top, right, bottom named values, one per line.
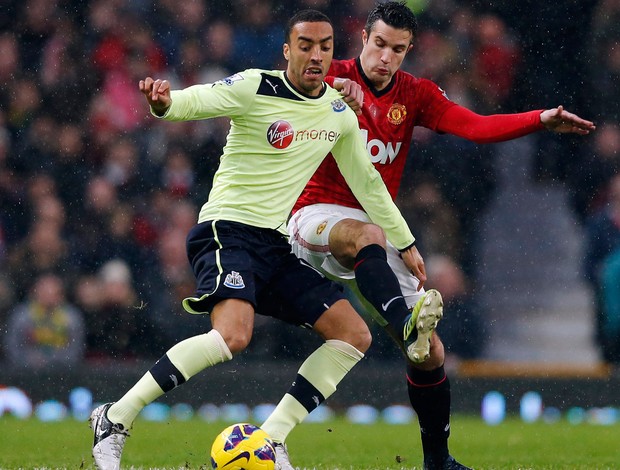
left=287, top=203, right=425, bottom=311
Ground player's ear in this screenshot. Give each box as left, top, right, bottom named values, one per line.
left=361, top=29, right=368, bottom=46
left=283, top=43, right=290, bottom=61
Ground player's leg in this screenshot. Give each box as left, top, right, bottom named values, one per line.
left=330, top=218, right=443, bottom=361
left=105, top=299, right=249, bottom=426
left=265, top=301, right=369, bottom=470
left=90, top=221, right=256, bottom=470
left=407, top=334, right=470, bottom=470
left=289, top=206, right=457, bottom=467
left=262, top=299, right=370, bottom=440
left=385, top=250, right=470, bottom=470
left=328, top=218, right=413, bottom=329
left=257, top=253, right=369, bottom=466
left=91, top=300, right=247, bottom=470
left=289, top=204, right=441, bottom=362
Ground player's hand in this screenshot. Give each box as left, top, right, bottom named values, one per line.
left=331, top=77, right=364, bottom=115
left=400, top=245, right=426, bottom=291
left=540, top=105, right=596, bottom=135
left=139, top=77, right=172, bottom=116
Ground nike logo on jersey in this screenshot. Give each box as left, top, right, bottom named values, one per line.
left=382, top=296, right=403, bottom=311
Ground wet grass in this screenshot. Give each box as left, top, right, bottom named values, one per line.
left=0, top=415, right=619, bottom=469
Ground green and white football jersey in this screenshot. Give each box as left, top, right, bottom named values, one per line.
left=158, top=69, right=414, bottom=250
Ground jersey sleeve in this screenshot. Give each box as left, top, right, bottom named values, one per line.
left=436, top=105, right=545, bottom=143
left=155, top=70, right=259, bottom=121
left=331, top=111, right=415, bottom=250
left=412, top=78, right=457, bottom=130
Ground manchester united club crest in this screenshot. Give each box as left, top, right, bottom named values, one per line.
left=387, top=103, right=407, bottom=125
left=316, top=221, right=328, bottom=235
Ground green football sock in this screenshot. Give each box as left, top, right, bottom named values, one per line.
left=261, top=339, right=364, bottom=443
left=108, top=329, right=232, bottom=428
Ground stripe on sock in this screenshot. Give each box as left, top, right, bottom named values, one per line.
left=288, top=373, right=326, bottom=413
left=150, top=354, right=187, bottom=393
left=407, top=364, right=447, bottom=387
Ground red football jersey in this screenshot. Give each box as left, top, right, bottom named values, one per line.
left=293, top=58, right=456, bottom=212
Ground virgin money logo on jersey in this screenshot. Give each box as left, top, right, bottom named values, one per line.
left=360, top=129, right=402, bottom=164
left=267, top=121, right=341, bottom=148
left=267, top=120, right=295, bottom=149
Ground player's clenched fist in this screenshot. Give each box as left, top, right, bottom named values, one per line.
left=331, top=77, right=364, bottom=115
left=139, top=77, right=172, bottom=116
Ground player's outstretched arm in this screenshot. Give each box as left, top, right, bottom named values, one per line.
left=400, top=245, right=426, bottom=291
left=540, top=105, right=596, bottom=135
left=139, top=77, right=172, bottom=116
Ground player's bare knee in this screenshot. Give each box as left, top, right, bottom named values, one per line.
left=340, top=317, right=372, bottom=352
left=221, top=331, right=252, bottom=355
left=355, top=327, right=372, bottom=353
left=331, top=327, right=371, bottom=353
left=356, top=223, right=386, bottom=251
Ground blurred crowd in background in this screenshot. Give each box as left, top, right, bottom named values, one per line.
left=1, top=0, right=619, bottom=368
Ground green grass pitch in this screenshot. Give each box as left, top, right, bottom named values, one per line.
left=1, top=415, right=619, bottom=469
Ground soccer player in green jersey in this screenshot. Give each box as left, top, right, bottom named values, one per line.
left=89, top=10, right=429, bottom=470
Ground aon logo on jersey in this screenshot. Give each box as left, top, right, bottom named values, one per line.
left=360, top=129, right=402, bottom=164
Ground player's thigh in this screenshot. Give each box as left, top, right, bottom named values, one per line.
left=288, top=205, right=369, bottom=280
left=328, top=218, right=384, bottom=268
left=184, top=221, right=258, bottom=314
left=313, top=298, right=371, bottom=351
left=256, top=252, right=346, bottom=328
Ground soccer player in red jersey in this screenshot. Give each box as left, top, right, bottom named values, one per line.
left=278, top=2, right=595, bottom=469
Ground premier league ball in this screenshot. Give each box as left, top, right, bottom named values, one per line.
left=210, top=423, right=276, bottom=470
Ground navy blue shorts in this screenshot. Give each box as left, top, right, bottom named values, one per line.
left=182, top=220, right=346, bottom=327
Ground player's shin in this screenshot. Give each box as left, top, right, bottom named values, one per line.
left=107, top=330, right=233, bottom=427
left=261, top=339, right=364, bottom=443
left=406, top=363, right=451, bottom=463
left=353, top=244, right=411, bottom=333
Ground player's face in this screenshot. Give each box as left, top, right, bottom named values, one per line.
left=284, top=21, right=334, bottom=96
left=360, top=20, right=413, bottom=91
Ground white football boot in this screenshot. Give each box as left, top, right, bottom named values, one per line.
left=274, top=442, right=296, bottom=470
left=90, top=403, right=129, bottom=470
left=403, top=289, right=444, bottom=363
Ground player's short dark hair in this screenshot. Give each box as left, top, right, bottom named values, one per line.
left=365, top=1, right=418, bottom=43
left=285, top=9, right=333, bottom=43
